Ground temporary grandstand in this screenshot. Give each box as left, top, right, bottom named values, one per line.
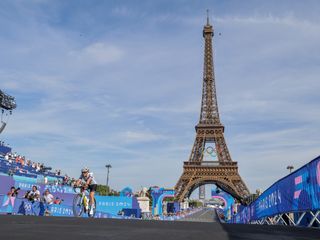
left=0, top=146, right=64, bottom=184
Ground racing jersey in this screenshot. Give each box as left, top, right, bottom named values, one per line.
left=79, top=172, right=97, bottom=185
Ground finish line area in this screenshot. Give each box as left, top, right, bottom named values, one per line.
left=1, top=8, right=320, bottom=240
left=0, top=209, right=319, bottom=240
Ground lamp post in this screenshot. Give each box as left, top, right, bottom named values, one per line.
left=105, top=164, right=112, bottom=194
left=287, top=165, right=294, bottom=173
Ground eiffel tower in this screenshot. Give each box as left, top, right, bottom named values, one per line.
left=175, top=13, right=250, bottom=202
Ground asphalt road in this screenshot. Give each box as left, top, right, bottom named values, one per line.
left=0, top=212, right=319, bottom=240
left=179, top=207, right=218, bottom=222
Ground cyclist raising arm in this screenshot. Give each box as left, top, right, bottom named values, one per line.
left=76, top=167, right=97, bottom=216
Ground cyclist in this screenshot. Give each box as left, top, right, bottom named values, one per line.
left=76, top=167, right=97, bottom=216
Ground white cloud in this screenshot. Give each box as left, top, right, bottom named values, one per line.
left=119, top=130, right=167, bottom=144
left=68, top=42, right=124, bottom=66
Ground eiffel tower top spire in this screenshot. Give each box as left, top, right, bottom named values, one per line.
left=198, top=10, right=221, bottom=127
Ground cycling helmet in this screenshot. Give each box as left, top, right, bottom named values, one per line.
left=81, top=167, right=89, bottom=173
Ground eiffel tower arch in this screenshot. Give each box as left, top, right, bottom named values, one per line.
left=175, top=14, right=250, bottom=203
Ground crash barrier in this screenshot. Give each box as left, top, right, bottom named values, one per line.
left=232, top=155, right=320, bottom=227
left=0, top=175, right=140, bottom=218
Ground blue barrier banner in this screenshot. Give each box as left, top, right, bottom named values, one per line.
left=0, top=175, right=141, bottom=218
left=95, top=196, right=133, bottom=215
left=234, top=155, right=320, bottom=223
left=13, top=175, right=37, bottom=183
left=49, top=204, right=73, bottom=217
left=0, top=195, right=14, bottom=213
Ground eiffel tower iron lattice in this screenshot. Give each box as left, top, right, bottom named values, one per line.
left=175, top=14, right=250, bottom=203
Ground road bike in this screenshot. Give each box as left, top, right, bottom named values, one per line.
left=72, top=185, right=96, bottom=218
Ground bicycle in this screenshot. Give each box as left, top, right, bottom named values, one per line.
left=72, top=185, right=96, bottom=218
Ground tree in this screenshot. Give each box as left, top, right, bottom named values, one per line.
left=96, top=184, right=120, bottom=196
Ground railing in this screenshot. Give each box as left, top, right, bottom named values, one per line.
left=231, top=155, right=320, bottom=228
left=249, top=210, right=320, bottom=227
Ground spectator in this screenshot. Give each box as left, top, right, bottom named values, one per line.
left=8, top=169, right=14, bottom=176
left=25, top=186, right=41, bottom=216
left=1, top=148, right=76, bottom=187
left=43, top=189, right=54, bottom=204
left=7, top=187, right=20, bottom=197
left=36, top=163, right=41, bottom=172
left=26, top=186, right=41, bottom=202
left=53, top=197, right=62, bottom=205
left=2, top=187, right=20, bottom=213
left=44, top=176, right=48, bottom=184
left=42, top=189, right=54, bottom=216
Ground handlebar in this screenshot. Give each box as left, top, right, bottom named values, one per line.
left=73, top=184, right=90, bottom=194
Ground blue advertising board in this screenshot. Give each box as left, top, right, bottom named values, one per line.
left=233, top=155, right=320, bottom=223
left=96, top=196, right=133, bottom=215
left=0, top=175, right=141, bottom=218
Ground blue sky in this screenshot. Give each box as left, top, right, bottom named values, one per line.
left=1, top=0, right=319, bottom=193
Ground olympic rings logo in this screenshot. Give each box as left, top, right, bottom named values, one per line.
left=24, top=203, right=32, bottom=211
left=206, top=146, right=215, bottom=155
left=199, top=146, right=218, bottom=158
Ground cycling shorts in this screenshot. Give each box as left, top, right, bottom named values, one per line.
left=88, top=184, right=97, bottom=192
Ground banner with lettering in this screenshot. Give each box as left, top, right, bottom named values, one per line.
left=233, top=155, right=320, bottom=223
left=0, top=175, right=140, bottom=218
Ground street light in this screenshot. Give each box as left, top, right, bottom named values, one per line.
left=287, top=165, right=294, bottom=173
left=105, top=164, right=112, bottom=194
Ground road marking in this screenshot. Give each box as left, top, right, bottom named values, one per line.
left=199, top=209, right=210, bottom=217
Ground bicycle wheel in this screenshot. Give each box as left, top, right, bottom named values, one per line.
left=73, top=194, right=84, bottom=217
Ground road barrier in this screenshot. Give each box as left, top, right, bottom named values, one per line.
left=232, top=155, right=320, bottom=227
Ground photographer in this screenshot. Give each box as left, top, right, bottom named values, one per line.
left=2, top=187, right=20, bottom=214
left=25, top=186, right=40, bottom=202
left=7, top=187, right=20, bottom=197
left=24, top=186, right=41, bottom=216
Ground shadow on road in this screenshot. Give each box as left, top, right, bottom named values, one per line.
left=221, top=220, right=320, bottom=240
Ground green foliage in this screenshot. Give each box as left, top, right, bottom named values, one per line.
left=164, top=197, right=174, bottom=202
left=96, top=185, right=120, bottom=196
left=147, top=188, right=153, bottom=207
left=189, top=200, right=203, bottom=208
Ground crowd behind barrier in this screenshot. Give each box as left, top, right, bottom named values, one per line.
left=0, top=174, right=142, bottom=218
left=0, top=151, right=76, bottom=186
left=0, top=147, right=105, bottom=188
left=0, top=174, right=198, bottom=221
left=232, top=155, right=320, bottom=225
